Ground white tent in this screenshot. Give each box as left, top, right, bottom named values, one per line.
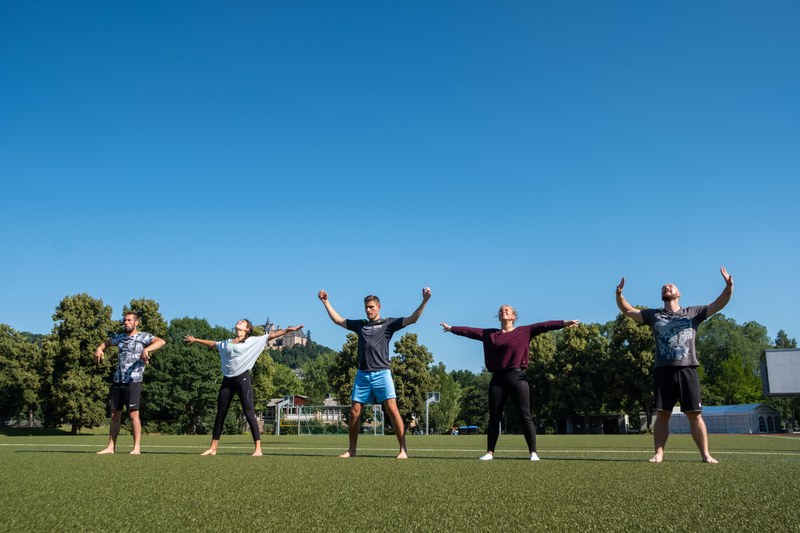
left=668, top=403, right=782, bottom=434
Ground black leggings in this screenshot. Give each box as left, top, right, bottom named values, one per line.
left=212, top=370, right=260, bottom=441
left=487, top=370, right=536, bottom=453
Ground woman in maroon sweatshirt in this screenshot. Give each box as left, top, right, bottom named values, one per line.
left=441, top=305, right=579, bottom=461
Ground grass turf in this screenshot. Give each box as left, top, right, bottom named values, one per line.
left=1, top=432, right=798, bottom=532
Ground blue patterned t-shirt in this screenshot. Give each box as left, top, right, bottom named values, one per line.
left=111, top=331, right=156, bottom=383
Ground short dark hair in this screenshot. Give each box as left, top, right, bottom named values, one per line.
left=123, top=311, right=139, bottom=320
left=364, top=295, right=380, bottom=305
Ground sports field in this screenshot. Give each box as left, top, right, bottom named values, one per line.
left=1, top=432, right=798, bottom=532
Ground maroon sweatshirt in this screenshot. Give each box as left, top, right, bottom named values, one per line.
left=449, top=321, right=565, bottom=372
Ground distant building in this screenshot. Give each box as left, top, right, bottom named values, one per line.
left=668, top=403, right=783, bottom=434
left=264, top=318, right=308, bottom=349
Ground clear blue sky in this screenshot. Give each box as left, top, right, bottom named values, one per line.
left=1, top=2, right=798, bottom=373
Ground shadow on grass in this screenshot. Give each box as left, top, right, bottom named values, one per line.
left=0, top=427, right=72, bottom=437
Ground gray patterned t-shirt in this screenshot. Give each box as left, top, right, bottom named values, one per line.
left=111, top=331, right=156, bottom=383
left=641, top=306, right=708, bottom=368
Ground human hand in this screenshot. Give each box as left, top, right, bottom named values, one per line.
left=720, top=267, right=733, bottom=288
left=422, top=287, right=432, bottom=302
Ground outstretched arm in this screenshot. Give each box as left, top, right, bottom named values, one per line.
left=706, top=266, right=734, bottom=317
left=402, top=287, right=432, bottom=327
left=184, top=336, right=218, bottom=349
left=318, top=290, right=347, bottom=328
left=616, top=277, right=644, bottom=323
left=267, top=324, right=305, bottom=341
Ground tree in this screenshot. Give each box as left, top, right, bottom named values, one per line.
left=606, top=312, right=655, bottom=427
left=454, top=370, right=491, bottom=431
left=0, top=324, right=42, bottom=425
left=390, top=333, right=435, bottom=425
left=43, top=294, right=115, bottom=433
left=271, top=364, right=303, bottom=397
left=329, top=333, right=359, bottom=406
left=123, top=298, right=167, bottom=338
left=527, top=330, right=558, bottom=431
left=428, top=363, right=462, bottom=434
left=711, top=354, right=762, bottom=405
left=774, top=330, right=797, bottom=349
left=141, top=317, right=223, bottom=434
left=548, top=324, right=609, bottom=431
left=269, top=340, right=336, bottom=369
left=696, top=315, right=771, bottom=406
left=301, top=351, right=336, bottom=404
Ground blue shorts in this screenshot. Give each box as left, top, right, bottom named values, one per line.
left=351, top=369, right=397, bottom=404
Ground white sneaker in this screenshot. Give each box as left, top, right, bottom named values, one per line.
left=479, top=453, right=494, bottom=461
left=530, top=452, right=540, bottom=461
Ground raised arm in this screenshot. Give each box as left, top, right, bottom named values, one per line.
left=706, top=266, right=734, bottom=317
left=402, top=287, right=432, bottom=327
left=267, top=324, right=305, bottom=341
left=141, top=336, right=166, bottom=365
left=616, top=277, right=644, bottom=323
left=184, top=336, right=218, bottom=349
left=318, top=290, right=347, bottom=328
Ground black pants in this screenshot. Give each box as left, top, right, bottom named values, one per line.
left=212, top=370, right=260, bottom=441
left=487, top=369, right=536, bottom=453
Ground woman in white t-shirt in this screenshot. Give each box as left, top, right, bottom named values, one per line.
left=185, top=319, right=303, bottom=456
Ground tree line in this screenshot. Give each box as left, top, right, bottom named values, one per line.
left=1, top=293, right=797, bottom=435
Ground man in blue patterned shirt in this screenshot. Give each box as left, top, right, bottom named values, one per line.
left=94, top=311, right=165, bottom=454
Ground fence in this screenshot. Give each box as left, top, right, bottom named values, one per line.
left=268, top=404, right=384, bottom=436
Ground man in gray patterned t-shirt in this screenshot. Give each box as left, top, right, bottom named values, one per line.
left=616, top=267, right=733, bottom=464
left=94, top=311, right=165, bottom=455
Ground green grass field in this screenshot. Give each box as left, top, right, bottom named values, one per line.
left=1, top=431, right=798, bottom=532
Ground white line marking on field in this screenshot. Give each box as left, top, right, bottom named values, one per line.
left=1, top=443, right=798, bottom=457
left=759, top=435, right=800, bottom=441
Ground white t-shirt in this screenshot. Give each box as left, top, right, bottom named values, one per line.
left=215, top=334, right=269, bottom=377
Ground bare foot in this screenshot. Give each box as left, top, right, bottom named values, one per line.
left=201, top=448, right=217, bottom=456
left=338, top=450, right=356, bottom=458
left=702, top=455, right=718, bottom=464
left=96, top=447, right=114, bottom=455
left=252, top=450, right=263, bottom=457
left=129, top=449, right=141, bottom=455
left=648, top=453, right=663, bottom=463
left=396, top=450, right=408, bottom=459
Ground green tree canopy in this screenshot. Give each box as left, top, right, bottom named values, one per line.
left=0, top=324, right=42, bottom=425
left=301, top=351, right=336, bottom=404
left=43, top=293, right=114, bottom=433
left=329, top=333, right=358, bottom=406
left=391, top=333, right=435, bottom=425
left=428, top=363, right=462, bottom=434
left=142, top=316, right=225, bottom=434
left=123, top=298, right=168, bottom=338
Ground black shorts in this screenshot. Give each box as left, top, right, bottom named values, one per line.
left=109, top=382, right=142, bottom=412
left=653, top=366, right=702, bottom=412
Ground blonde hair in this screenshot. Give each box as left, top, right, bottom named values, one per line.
left=497, top=305, right=518, bottom=323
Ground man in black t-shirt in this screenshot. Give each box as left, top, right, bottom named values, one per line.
left=616, top=267, right=733, bottom=463
left=318, top=287, right=432, bottom=459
